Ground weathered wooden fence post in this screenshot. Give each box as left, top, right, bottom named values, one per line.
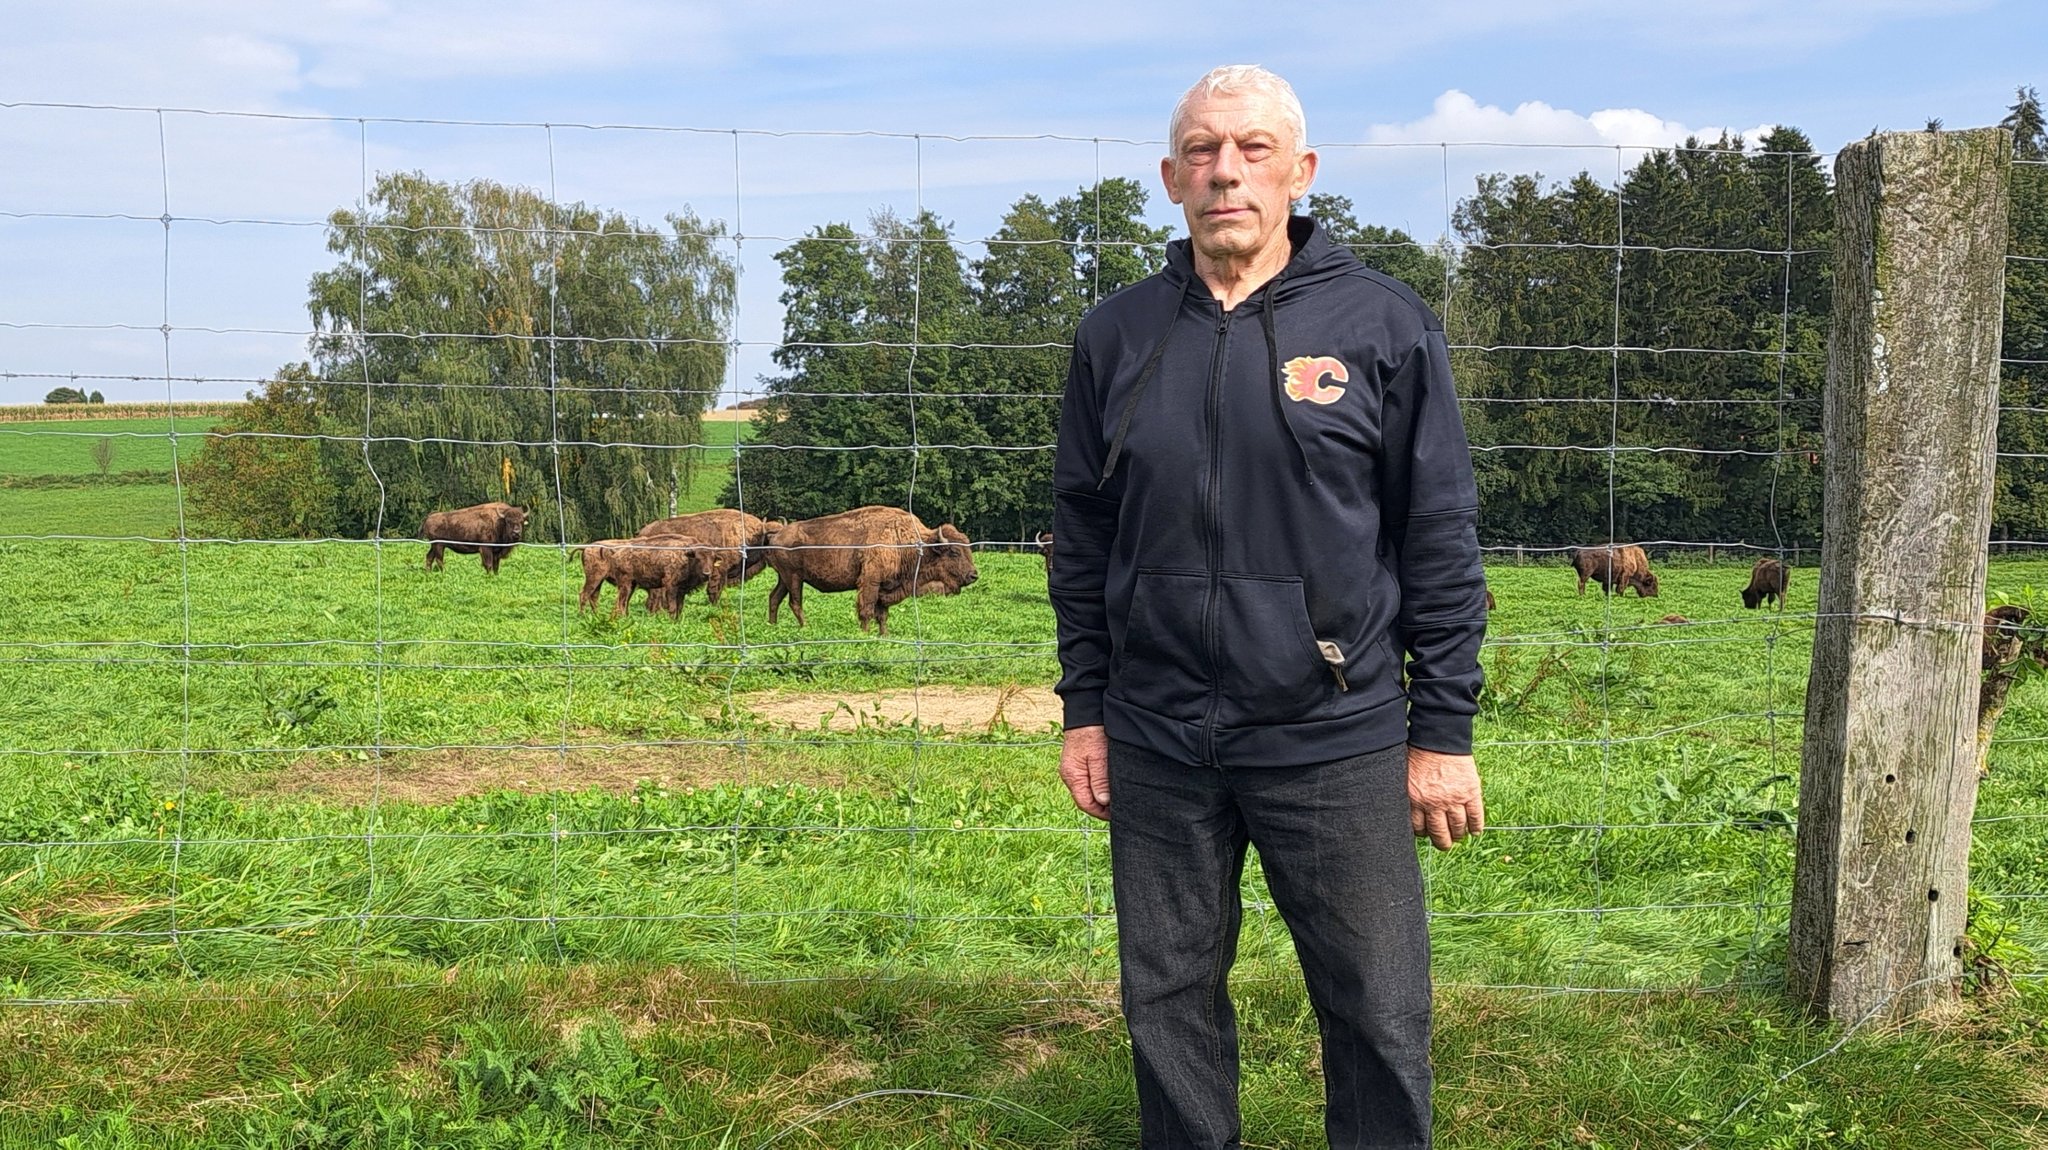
left=1790, top=129, right=2011, bottom=1023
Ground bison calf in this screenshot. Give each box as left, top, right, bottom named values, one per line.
left=1570, top=544, right=1658, bottom=597
left=763, top=506, right=979, bottom=636
left=636, top=509, right=780, bottom=604
left=1741, top=558, right=1789, bottom=610
left=576, top=536, right=714, bottom=620
left=423, top=502, right=528, bottom=575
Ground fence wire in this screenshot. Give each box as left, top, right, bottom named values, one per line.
left=0, top=103, right=2041, bottom=1014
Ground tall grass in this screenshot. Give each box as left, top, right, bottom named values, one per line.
left=0, top=964, right=2041, bottom=1148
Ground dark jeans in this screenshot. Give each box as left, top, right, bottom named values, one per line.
left=1109, top=738, right=1433, bottom=1150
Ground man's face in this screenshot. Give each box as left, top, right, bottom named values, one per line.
left=1161, top=91, right=1318, bottom=266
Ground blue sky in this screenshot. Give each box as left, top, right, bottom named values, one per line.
left=2, top=0, right=2042, bottom=404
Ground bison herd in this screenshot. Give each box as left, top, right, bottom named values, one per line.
left=1566, top=545, right=1790, bottom=612
left=422, top=502, right=978, bottom=635
left=421, top=504, right=1800, bottom=628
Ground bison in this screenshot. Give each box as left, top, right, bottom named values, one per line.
left=1741, top=558, right=1789, bottom=610
left=1569, top=544, right=1658, bottom=597
left=1036, top=530, right=1055, bottom=573
left=422, top=502, right=528, bottom=575
left=762, top=506, right=979, bottom=635
left=575, top=536, right=714, bottom=619
left=1983, top=605, right=2036, bottom=672
left=635, top=509, right=779, bottom=604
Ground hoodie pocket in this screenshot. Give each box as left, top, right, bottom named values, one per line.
left=1115, top=568, right=1213, bottom=720
left=1212, top=573, right=1328, bottom=727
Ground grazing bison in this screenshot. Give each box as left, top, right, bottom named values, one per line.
left=1741, top=558, right=1790, bottom=610
left=1036, top=530, right=1055, bottom=573
left=1570, top=545, right=1658, bottom=598
left=576, top=536, right=713, bottom=619
left=763, top=506, right=979, bottom=635
left=1485, top=587, right=1497, bottom=611
left=636, top=509, right=780, bottom=604
left=422, top=502, right=528, bottom=574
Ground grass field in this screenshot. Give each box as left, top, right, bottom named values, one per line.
left=675, top=418, right=751, bottom=514
left=0, top=483, right=190, bottom=538
left=0, top=415, right=746, bottom=539
left=0, top=416, right=223, bottom=476
left=4, top=544, right=2041, bottom=997
left=0, top=418, right=2042, bottom=1144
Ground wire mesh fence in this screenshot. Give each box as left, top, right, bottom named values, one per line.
left=0, top=101, right=2041, bottom=1009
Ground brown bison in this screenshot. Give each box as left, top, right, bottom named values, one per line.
left=422, top=502, right=528, bottom=574
left=1570, top=545, right=1658, bottom=597
left=1036, top=530, right=1055, bottom=573
left=1983, top=605, right=2036, bottom=672
left=635, top=509, right=779, bottom=604
left=1741, top=558, right=1789, bottom=610
left=1485, top=586, right=1497, bottom=611
left=762, top=506, right=979, bottom=635
left=576, top=536, right=714, bottom=619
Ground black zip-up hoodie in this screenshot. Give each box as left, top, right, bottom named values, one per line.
left=1050, top=215, right=1487, bottom=767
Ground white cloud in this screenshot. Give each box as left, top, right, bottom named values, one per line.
left=1362, top=90, right=1775, bottom=151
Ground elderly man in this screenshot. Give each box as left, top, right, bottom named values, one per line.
left=1049, top=65, right=1487, bottom=1149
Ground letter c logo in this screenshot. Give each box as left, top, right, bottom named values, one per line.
left=1282, top=355, right=1348, bottom=405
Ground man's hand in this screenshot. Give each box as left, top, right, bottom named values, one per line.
left=1408, top=746, right=1483, bottom=851
left=1060, top=725, right=1111, bottom=821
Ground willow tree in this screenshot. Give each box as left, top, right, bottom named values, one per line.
left=306, top=172, right=735, bottom=542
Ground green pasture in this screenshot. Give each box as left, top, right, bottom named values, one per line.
left=0, top=540, right=2040, bottom=1004
left=674, top=418, right=752, bottom=515
left=0, top=483, right=2041, bottom=1144
left=0, top=416, right=221, bottom=476
left=0, top=414, right=750, bottom=539
left=0, top=484, right=188, bottom=539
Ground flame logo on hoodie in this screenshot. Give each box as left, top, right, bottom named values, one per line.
left=1282, top=355, right=1348, bottom=405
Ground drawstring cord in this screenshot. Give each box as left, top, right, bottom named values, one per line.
left=1258, top=282, right=1316, bottom=486
left=1100, top=273, right=1314, bottom=489
left=1098, top=277, right=1192, bottom=488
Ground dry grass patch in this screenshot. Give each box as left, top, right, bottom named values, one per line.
left=235, top=742, right=850, bottom=805
left=0, top=870, right=168, bottom=932
left=739, top=1047, right=876, bottom=1120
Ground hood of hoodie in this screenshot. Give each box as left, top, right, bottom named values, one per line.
left=1161, top=214, right=1358, bottom=303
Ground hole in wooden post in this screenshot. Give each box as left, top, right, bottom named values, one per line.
left=1954, top=944, right=1964, bottom=958
left=1905, top=829, right=1917, bottom=844
left=1885, top=774, right=1897, bottom=784
left=1927, top=889, right=1940, bottom=902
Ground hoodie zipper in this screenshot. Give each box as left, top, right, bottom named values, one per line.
left=1201, top=308, right=1229, bottom=766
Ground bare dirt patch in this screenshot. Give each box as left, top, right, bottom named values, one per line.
left=245, top=743, right=845, bottom=806
left=222, top=685, right=1055, bottom=807
left=744, top=684, right=1061, bottom=734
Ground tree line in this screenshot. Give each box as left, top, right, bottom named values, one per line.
left=188, top=173, right=734, bottom=543
left=188, top=92, right=2048, bottom=551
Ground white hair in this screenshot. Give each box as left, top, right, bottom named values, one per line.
left=1168, top=64, right=1308, bottom=158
